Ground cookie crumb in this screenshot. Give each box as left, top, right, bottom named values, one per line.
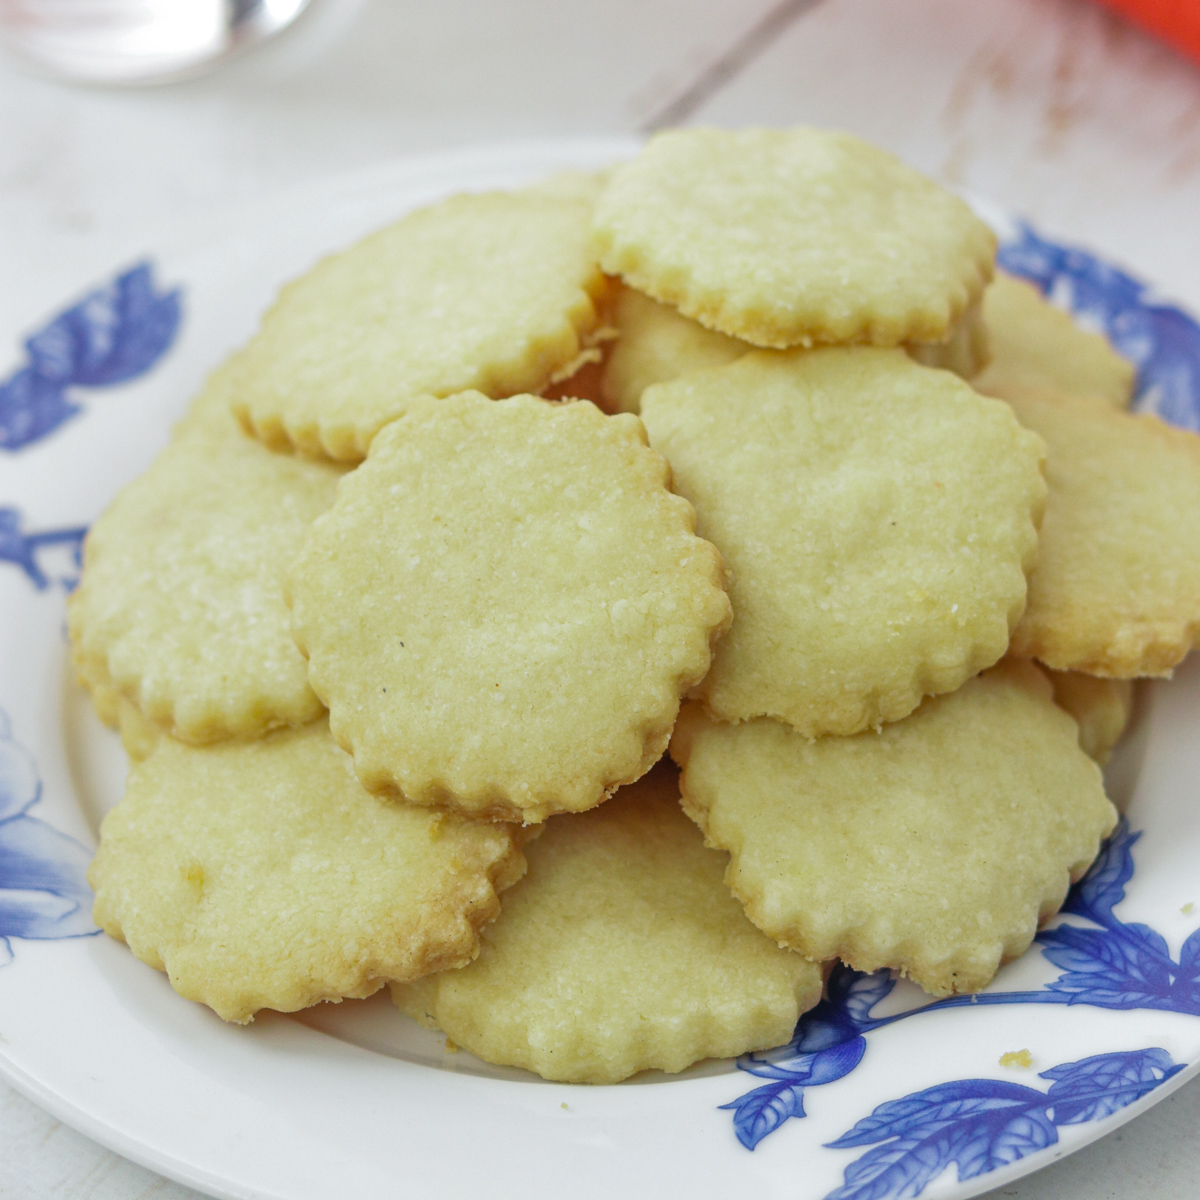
left=1000, top=1049, right=1034, bottom=1069
left=561, top=1102, right=569, bottom=1111
left=1183, top=903, right=1195, bottom=915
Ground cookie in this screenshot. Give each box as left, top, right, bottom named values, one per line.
left=639, top=347, right=1046, bottom=736
left=89, top=719, right=527, bottom=1023
left=591, top=127, right=995, bottom=350
left=973, top=273, right=1135, bottom=407
left=670, top=660, right=1117, bottom=997
left=601, top=286, right=746, bottom=414
left=522, top=167, right=613, bottom=204
left=391, top=765, right=822, bottom=1083
left=231, top=191, right=610, bottom=461
left=288, top=392, right=731, bottom=824
left=906, top=298, right=990, bottom=379
left=603, top=287, right=991, bottom=415
left=80, top=674, right=163, bottom=762
left=68, top=371, right=344, bottom=745
left=1000, top=383, right=1200, bottom=675
left=1046, top=669, right=1135, bottom=765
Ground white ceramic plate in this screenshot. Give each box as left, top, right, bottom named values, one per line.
left=3, top=139, right=1200, bottom=1200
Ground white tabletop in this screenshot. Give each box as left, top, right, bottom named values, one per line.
left=3, top=0, right=1200, bottom=1195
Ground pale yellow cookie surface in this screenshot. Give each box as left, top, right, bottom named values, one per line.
left=603, top=288, right=988, bottom=416
left=601, top=286, right=747, bottom=414
left=1047, top=669, right=1135, bottom=765
left=391, top=766, right=822, bottom=1083
left=1000, top=384, right=1200, bottom=675
left=592, top=127, right=995, bottom=349
left=289, top=392, right=731, bottom=823
left=973, top=273, right=1135, bottom=407
left=671, top=661, right=1116, bottom=997
left=231, top=190, right=609, bottom=461
left=89, top=720, right=526, bottom=1023
left=68, top=381, right=343, bottom=745
left=640, top=347, right=1046, bottom=736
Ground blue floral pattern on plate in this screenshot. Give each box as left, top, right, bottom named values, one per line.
left=824, top=1047, right=1182, bottom=1200
left=0, top=507, right=87, bottom=592
left=0, top=261, right=182, bottom=452
left=0, top=709, right=96, bottom=966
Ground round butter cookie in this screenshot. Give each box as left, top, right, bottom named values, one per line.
left=288, top=392, right=731, bottom=824
left=591, top=126, right=995, bottom=350
left=999, top=384, right=1200, bottom=676
left=639, top=347, right=1046, bottom=737
left=1046, top=669, right=1135, bottom=766
left=231, top=190, right=610, bottom=461
left=391, top=765, right=822, bottom=1083
left=601, top=285, right=747, bottom=414
left=670, top=661, right=1117, bottom=998
left=973, top=274, right=1135, bottom=407
left=603, top=287, right=990, bottom=416
left=89, top=719, right=528, bottom=1024
left=68, top=369, right=344, bottom=746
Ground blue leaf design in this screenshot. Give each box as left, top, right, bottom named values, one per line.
left=1177, top=926, right=1200, bottom=991
left=0, top=369, right=81, bottom=452
left=0, top=710, right=40, bottom=823
left=0, top=815, right=94, bottom=939
left=0, top=261, right=182, bottom=452
left=1040, top=923, right=1174, bottom=1009
left=823, top=1049, right=1183, bottom=1200
left=1042, top=1049, right=1183, bottom=1125
left=824, top=1081, right=1056, bottom=1200
left=721, top=1080, right=808, bottom=1150
left=0, top=708, right=97, bottom=953
left=741, top=1035, right=867, bottom=1084
left=1060, top=818, right=1137, bottom=925
left=724, top=971, right=873, bottom=1147
left=0, top=507, right=88, bottom=592
left=827, top=1080, right=1049, bottom=1149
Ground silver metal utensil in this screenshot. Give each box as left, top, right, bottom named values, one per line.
left=0, top=0, right=311, bottom=85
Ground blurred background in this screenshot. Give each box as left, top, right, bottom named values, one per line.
left=2, top=0, right=1200, bottom=1195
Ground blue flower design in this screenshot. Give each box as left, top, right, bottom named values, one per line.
left=998, top=223, right=1200, bottom=431
left=0, top=507, right=88, bottom=591
left=823, top=1048, right=1182, bottom=1200
left=1039, top=822, right=1200, bottom=1014
left=723, top=969, right=887, bottom=1149
left=0, top=262, right=182, bottom=452
left=0, top=709, right=96, bottom=965
left=723, top=819, right=1200, bottom=1149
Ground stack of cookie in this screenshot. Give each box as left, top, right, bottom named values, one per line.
left=72, top=127, right=1200, bottom=1085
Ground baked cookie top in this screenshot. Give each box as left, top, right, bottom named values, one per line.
left=231, top=190, right=610, bottom=462
left=391, top=765, right=822, bottom=1083
left=973, top=273, right=1135, bottom=407
left=89, top=719, right=528, bottom=1023
left=591, top=127, right=996, bottom=350
left=670, top=660, right=1116, bottom=998
left=68, top=369, right=344, bottom=746
left=639, top=347, right=1046, bottom=737
left=288, top=392, right=731, bottom=824
left=1001, top=384, right=1200, bottom=676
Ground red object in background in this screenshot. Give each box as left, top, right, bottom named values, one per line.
left=1093, top=0, right=1200, bottom=64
